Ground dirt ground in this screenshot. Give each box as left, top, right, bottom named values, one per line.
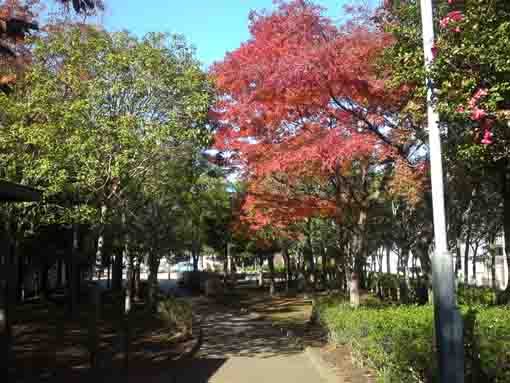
left=10, top=295, right=193, bottom=382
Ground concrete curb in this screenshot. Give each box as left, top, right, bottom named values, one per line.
left=305, top=346, right=339, bottom=383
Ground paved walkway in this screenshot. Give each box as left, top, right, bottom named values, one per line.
left=154, top=299, right=327, bottom=383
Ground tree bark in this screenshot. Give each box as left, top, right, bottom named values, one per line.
left=147, top=252, right=160, bottom=311
left=472, top=242, right=479, bottom=286
left=134, top=260, right=141, bottom=301
left=70, top=224, right=80, bottom=317
left=399, top=245, right=410, bottom=304
left=386, top=245, right=391, bottom=274
left=464, top=229, right=471, bottom=285
left=306, top=220, right=316, bottom=290
left=490, top=234, right=497, bottom=290
left=283, top=246, right=291, bottom=292
left=93, top=204, right=108, bottom=281
left=112, top=253, right=123, bottom=291
left=267, top=253, right=276, bottom=296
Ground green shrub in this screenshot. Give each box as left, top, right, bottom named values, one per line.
left=157, top=297, right=193, bottom=337
left=316, top=297, right=510, bottom=383
left=457, top=284, right=496, bottom=306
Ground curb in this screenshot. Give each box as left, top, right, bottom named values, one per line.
left=305, top=347, right=339, bottom=383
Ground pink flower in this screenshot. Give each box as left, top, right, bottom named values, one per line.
left=448, top=0, right=455, bottom=3
left=471, top=107, right=487, bottom=121
left=481, top=129, right=493, bottom=145
left=456, top=105, right=465, bottom=113
left=447, top=11, right=464, bottom=22
left=473, top=88, right=489, bottom=99
left=453, top=26, right=461, bottom=33
left=440, top=17, right=450, bottom=28
left=440, top=11, right=464, bottom=29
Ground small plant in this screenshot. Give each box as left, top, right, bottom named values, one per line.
left=157, top=297, right=193, bottom=338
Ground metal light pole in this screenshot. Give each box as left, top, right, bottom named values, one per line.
left=419, top=1, right=464, bottom=382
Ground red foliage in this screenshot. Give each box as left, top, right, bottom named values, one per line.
left=211, top=1, right=412, bottom=232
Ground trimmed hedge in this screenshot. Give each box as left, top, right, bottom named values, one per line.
left=316, top=296, right=510, bottom=383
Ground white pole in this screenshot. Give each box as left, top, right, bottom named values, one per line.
left=419, top=1, right=464, bottom=382
left=420, top=0, right=448, bottom=255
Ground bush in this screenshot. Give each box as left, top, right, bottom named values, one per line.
left=157, top=297, right=193, bottom=337
left=316, top=297, right=510, bottom=383
left=457, top=284, right=496, bottom=306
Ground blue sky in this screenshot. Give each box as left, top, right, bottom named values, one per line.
left=103, top=1, right=352, bottom=67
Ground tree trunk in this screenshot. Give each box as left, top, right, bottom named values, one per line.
left=267, top=253, right=276, bottom=296
left=107, top=258, right=111, bottom=289
left=70, top=224, right=80, bottom=317
left=472, top=242, right=479, bottom=286
left=464, top=229, right=471, bottom=285
left=224, top=242, right=229, bottom=275
left=93, top=205, right=108, bottom=281
left=454, top=238, right=462, bottom=278
left=283, top=247, right=291, bottom=293
left=306, top=220, right=316, bottom=291
left=399, top=246, right=410, bottom=304
left=147, top=252, right=160, bottom=311
left=321, top=244, right=328, bottom=289
left=134, top=260, right=141, bottom=301
left=192, top=251, right=199, bottom=272
left=350, top=271, right=360, bottom=307
left=386, top=246, right=391, bottom=274
left=125, top=255, right=133, bottom=313
left=112, top=253, right=123, bottom=291
left=349, top=209, right=367, bottom=307
left=490, top=235, right=497, bottom=290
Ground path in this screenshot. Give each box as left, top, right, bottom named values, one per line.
left=150, top=296, right=327, bottom=383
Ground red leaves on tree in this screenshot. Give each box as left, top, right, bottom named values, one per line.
left=212, top=0, right=413, bottom=232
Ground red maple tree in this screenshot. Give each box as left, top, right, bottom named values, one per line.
left=211, top=0, right=426, bottom=291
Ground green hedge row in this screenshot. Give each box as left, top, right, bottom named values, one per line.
left=316, top=297, right=510, bottom=383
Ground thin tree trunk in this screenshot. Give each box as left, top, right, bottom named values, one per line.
left=107, top=258, right=111, bottom=289
left=386, top=245, right=391, bottom=274
left=124, top=243, right=133, bottom=310
left=399, top=246, right=410, bottom=304
left=93, top=204, right=107, bottom=281
left=267, top=253, right=275, bottom=296
left=321, top=243, right=328, bottom=289
left=472, top=242, right=479, bottom=286
left=490, top=234, right=497, bottom=290
left=306, top=220, right=316, bottom=291
left=134, top=260, right=141, bottom=301
left=70, top=224, right=80, bottom=317
left=283, top=246, right=291, bottom=293
left=147, top=252, right=160, bottom=311
left=112, top=253, right=123, bottom=291
left=464, top=229, right=471, bottom=285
